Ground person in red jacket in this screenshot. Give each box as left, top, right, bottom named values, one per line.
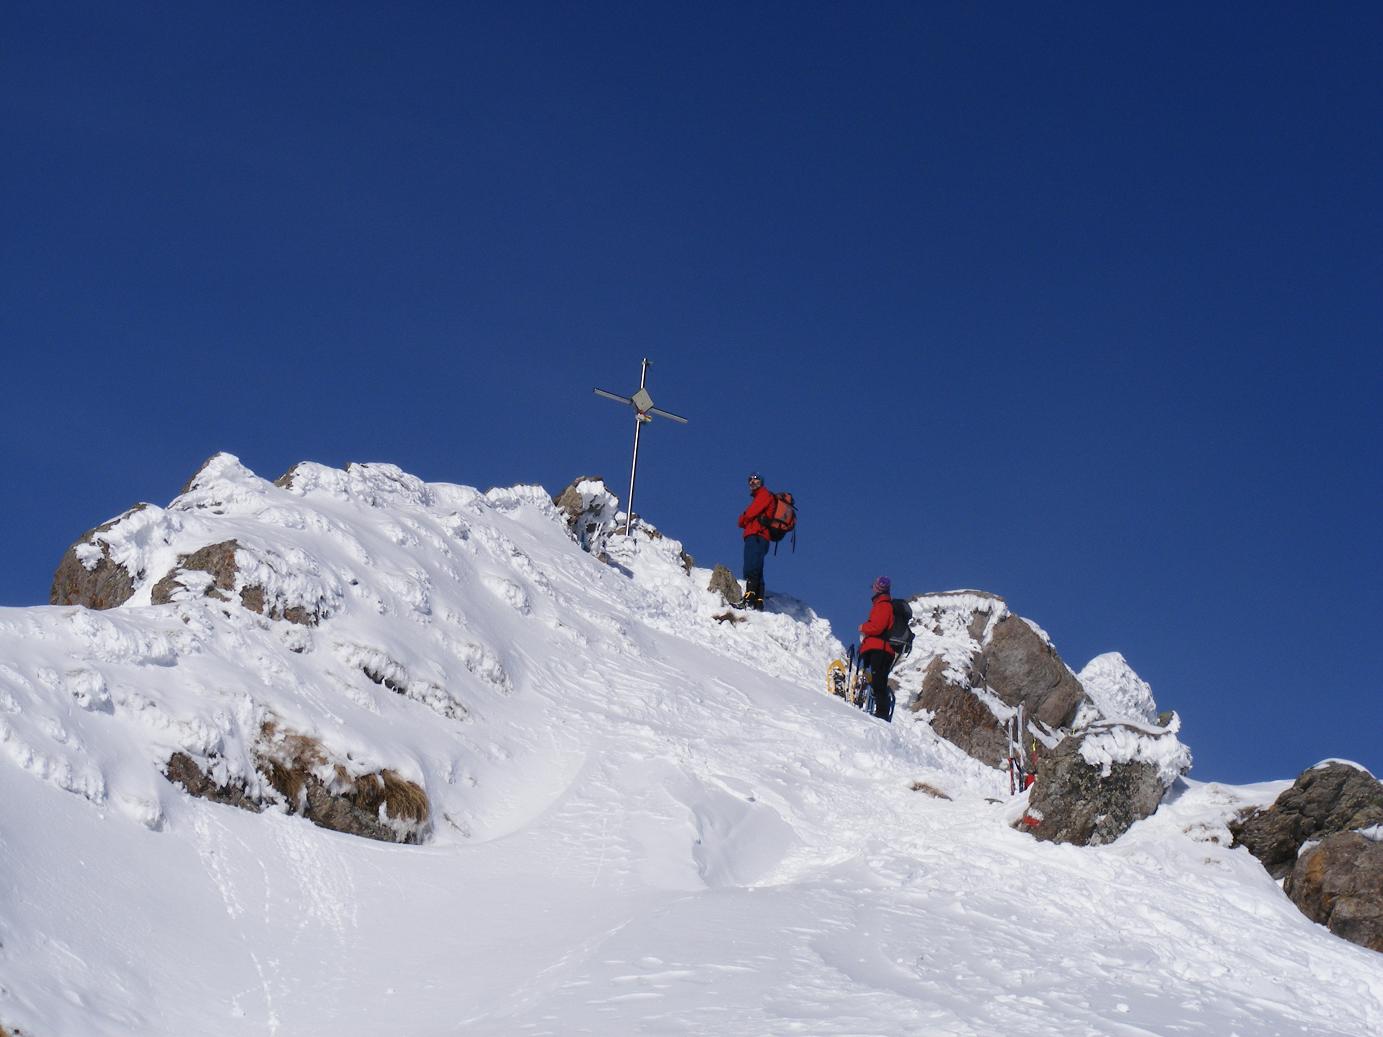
left=858, top=575, right=896, bottom=721
left=737, top=471, right=774, bottom=610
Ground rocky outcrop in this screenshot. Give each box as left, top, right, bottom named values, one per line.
left=149, top=539, right=320, bottom=625
left=906, top=592, right=1090, bottom=769
left=1286, top=831, right=1383, bottom=952
left=164, top=725, right=431, bottom=845
left=1231, top=762, right=1383, bottom=880
left=917, top=655, right=1008, bottom=765
left=554, top=477, right=620, bottom=551
left=983, top=615, right=1088, bottom=730
left=707, top=564, right=742, bottom=606
left=1020, top=723, right=1190, bottom=845
left=49, top=505, right=148, bottom=609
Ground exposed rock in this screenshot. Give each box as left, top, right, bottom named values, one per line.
left=1021, top=726, right=1181, bottom=845
left=150, top=539, right=320, bottom=625
left=1231, top=762, right=1383, bottom=880
left=150, top=540, right=241, bottom=605
left=165, top=750, right=261, bottom=812
left=916, top=656, right=1008, bottom=767
left=49, top=505, right=148, bottom=609
left=904, top=592, right=1091, bottom=769
left=164, top=726, right=430, bottom=844
left=274, top=462, right=308, bottom=489
left=707, top=564, right=742, bottom=606
left=982, top=615, right=1088, bottom=729
left=1286, top=831, right=1383, bottom=953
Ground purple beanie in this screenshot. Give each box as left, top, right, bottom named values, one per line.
left=873, top=576, right=891, bottom=592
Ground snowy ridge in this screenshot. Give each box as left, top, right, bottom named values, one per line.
left=3, top=454, right=852, bottom=841
left=0, top=457, right=1379, bottom=1035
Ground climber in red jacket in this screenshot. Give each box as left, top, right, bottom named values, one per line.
left=858, top=576, right=896, bottom=721
left=737, top=472, right=774, bottom=610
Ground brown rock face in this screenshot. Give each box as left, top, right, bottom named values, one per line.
left=1231, top=762, right=1383, bottom=880
left=164, top=728, right=430, bottom=844
left=906, top=595, right=1090, bottom=769
left=983, top=616, right=1088, bottom=729
left=150, top=539, right=320, bottom=625
left=150, top=540, right=241, bottom=605
left=916, top=657, right=1007, bottom=767
left=1286, top=832, right=1383, bottom=953
left=49, top=505, right=149, bottom=609
left=1022, top=732, right=1169, bottom=846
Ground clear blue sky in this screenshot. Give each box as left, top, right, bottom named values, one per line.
left=3, top=4, right=1379, bottom=784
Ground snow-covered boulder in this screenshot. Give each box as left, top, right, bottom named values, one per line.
left=1021, top=720, right=1192, bottom=846
left=553, top=475, right=620, bottom=552
left=49, top=504, right=150, bottom=609
left=1231, top=761, right=1383, bottom=880
left=1286, top=829, right=1383, bottom=953
left=1076, top=651, right=1160, bottom=724
left=166, top=723, right=431, bottom=844
left=899, top=591, right=1089, bottom=768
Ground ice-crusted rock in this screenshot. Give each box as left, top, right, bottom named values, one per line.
left=1077, top=652, right=1159, bottom=724
left=553, top=476, right=621, bottom=552
left=1231, top=761, right=1383, bottom=880
left=901, top=591, right=1090, bottom=768
left=165, top=723, right=430, bottom=844
left=1286, top=830, right=1383, bottom=953
left=1021, top=720, right=1191, bottom=845
left=889, top=592, right=1189, bottom=845
left=149, top=539, right=325, bottom=625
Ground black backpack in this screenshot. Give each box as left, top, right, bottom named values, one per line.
left=886, top=597, right=914, bottom=658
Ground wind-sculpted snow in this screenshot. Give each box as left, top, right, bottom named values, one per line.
left=1078, top=651, right=1160, bottom=724
left=0, top=456, right=1378, bottom=1036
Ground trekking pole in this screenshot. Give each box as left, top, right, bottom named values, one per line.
left=843, top=643, right=856, bottom=702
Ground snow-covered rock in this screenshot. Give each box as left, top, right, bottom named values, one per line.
left=1022, top=720, right=1193, bottom=846
left=897, top=591, right=1089, bottom=766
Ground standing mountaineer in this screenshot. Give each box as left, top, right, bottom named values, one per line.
left=857, top=576, right=897, bottom=721
left=736, top=471, right=774, bottom=610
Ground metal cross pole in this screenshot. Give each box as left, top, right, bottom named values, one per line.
left=593, top=358, right=688, bottom=536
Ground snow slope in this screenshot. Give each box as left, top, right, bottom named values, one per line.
left=0, top=456, right=1378, bottom=1036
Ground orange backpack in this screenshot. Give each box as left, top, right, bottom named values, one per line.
left=763, top=491, right=796, bottom=543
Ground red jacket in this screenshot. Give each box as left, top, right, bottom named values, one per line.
left=738, top=486, right=775, bottom=541
left=859, top=592, right=895, bottom=655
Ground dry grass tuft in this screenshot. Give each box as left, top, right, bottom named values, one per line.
left=910, top=781, right=952, bottom=800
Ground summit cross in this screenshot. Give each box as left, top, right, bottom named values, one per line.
left=592, top=358, right=689, bottom=536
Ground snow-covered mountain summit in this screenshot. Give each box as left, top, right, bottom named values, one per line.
left=1, top=455, right=1379, bottom=1036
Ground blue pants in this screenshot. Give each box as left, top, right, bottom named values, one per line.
left=743, top=536, right=768, bottom=601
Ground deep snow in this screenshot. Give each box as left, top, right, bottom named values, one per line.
left=0, top=456, right=1377, bottom=1036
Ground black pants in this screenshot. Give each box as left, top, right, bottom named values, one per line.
left=861, top=648, right=894, bottom=721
